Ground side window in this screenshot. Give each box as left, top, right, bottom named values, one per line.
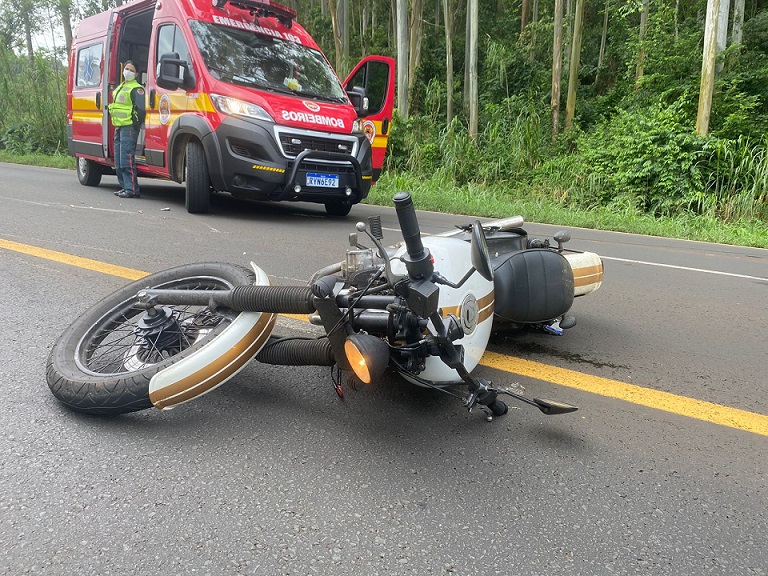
left=347, top=61, right=389, bottom=116
left=76, top=43, right=102, bottom=89
left=156, top=24, right=190, bottom=69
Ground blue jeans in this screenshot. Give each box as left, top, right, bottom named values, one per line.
left=114, top=125, right=139, bottom=195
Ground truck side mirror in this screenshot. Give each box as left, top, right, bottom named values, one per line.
left=346, top=86, right=369, bottom=118
left=156, top=52, right=196, bottom=91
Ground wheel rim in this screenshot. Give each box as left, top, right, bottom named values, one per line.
left=74, top=276, right=239, bottom=377
left=78, top=157, right=87, bottom=178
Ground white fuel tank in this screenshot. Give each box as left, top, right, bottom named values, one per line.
left=390, top=236, right=494, bottom=385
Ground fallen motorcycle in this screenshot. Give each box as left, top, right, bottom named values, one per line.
left=47, top=192, right=603, bottom=420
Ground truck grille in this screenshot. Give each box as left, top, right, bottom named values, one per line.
left=278, top=132, right=356, bottom=158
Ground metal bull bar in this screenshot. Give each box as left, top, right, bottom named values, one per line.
left=280, top=149, right=365, bottom=201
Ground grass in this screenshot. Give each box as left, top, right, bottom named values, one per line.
left=369, top=172, right=768, bottom=249
left=2, top=152, right=766, bottom=249
left=0, top=151, right=74, bottom=170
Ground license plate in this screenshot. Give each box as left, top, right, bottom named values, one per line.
left=306, top=173, right=339, bottom=188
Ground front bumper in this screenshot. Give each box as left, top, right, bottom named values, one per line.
left=209, top=116, right=373, bottom=204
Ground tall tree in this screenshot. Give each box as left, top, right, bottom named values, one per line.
left=716, top=0, right=730, bottom=72
left=596, top=0, right=609, bottom=86
left=58, top=0, right=74, bottom=53
left=442, top=0, right=455, bottom=125
left=551, top=0, right=564, bottom=139
left=468, top=0, right=478, bottom=139
left=327, top=0, right=344, bottom=73
left=635, top=0, right=649, bottom=84
left=731, top=0, right=745, bottom=44
left=521, top=0, right=530, bottom=35
left=408, top=0, right=423, bottom=96
left=564, top=0, right=584, bottom=130
left=396, top=0, right=409, bottom=116
left=697, top=0, right=720, bottom=135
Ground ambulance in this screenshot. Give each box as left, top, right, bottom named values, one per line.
left=67, top=0, right=395, bottom=215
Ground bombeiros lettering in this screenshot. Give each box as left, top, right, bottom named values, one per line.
left=281, top=110, right=345, bottom=129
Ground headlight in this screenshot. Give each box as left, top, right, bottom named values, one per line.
left=352, top=119, right=364, bottom=134
left=210, top=94, right=273, bottom=122
left=344, top=334, right=390, bottom=384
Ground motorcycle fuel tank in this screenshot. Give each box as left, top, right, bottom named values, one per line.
left=391, top=236, right=494, bottom=385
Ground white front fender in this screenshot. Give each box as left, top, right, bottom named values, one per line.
left=149, top=264, right=276, bottom=410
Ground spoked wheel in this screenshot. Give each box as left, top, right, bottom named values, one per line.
left=47, top=263, right=256, bottom=415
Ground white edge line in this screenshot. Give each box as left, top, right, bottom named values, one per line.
left=602, top=255, right=768, bottom=282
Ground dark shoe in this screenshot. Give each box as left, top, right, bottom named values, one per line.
left=117, top=190, right=140, bottom=198
left=114, top=189, right=124, bottom=196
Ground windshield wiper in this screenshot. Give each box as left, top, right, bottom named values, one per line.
left=292, top=91, right=347, bottom=104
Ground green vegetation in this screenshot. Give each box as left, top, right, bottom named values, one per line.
left=1, top=1, right=767, bottom=249
left=4, top=148, right=766, bottom=248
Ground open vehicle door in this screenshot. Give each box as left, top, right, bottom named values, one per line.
left=344, top=56, right=395, bottom=181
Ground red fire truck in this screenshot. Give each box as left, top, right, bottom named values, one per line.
left=67, top=0, right=395, bottom=215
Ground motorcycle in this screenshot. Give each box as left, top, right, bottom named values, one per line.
left=47, top=192, right=603, bottom=420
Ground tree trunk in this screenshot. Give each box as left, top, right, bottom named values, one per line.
left=58, top=0, right=74, bottom=53
left=551, top=0, right=564, bottom=139
left=716, top=0, right=730, bottom=72
left=597, top=1, right=609, bottom=73
left=521, top=0, right=529, bottom=35
left=697, top=0, right=720, bottom=135
left=327, top=0, right=343, bottom=73
left=564, top=0, right=584, bottom=130
left=635, top=0, right=649, bottom=85
left=732, top=0, right=745, bottom=44
left=468, top=0, right=478, bottom=140
left=397, top=0, right=409, bottom=117
left=464, top=0, right=471, bottom=112
left=341, top=0, right=349, bottom=74
left=408, top=0, right=423, bottom=97
left=443, top=0, right=454, bottom=126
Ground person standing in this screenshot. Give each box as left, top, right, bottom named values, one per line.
left=108, top=61, right=146, bottom=198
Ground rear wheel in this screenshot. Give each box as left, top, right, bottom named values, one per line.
left=46, top=263, right=256, bottom=415
left=76, top=156, right=102, bottom=187
left=185, top=140, right=211, bottom=214
left=324, top=201, right=352, bottom=217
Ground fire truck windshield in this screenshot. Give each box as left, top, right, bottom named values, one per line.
left=190, top=20, right=347, bottom=103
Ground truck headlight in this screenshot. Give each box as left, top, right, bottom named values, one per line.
left=352, top=119, right=364, bottom=134
left=210, top=94, right=273, bottom=122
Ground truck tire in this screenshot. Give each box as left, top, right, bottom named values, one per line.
left=185, top=140, right=211, bottom=214
left=46, top=263, right=257, bottom=415
left=77, top=156, right=103, bottom=187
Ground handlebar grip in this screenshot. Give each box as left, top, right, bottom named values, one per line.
left=393, top=191, right=425, bottom=260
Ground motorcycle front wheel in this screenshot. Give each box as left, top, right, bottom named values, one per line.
left=46, top=263, right=256, bottom=415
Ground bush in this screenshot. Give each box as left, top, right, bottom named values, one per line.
left=573, top=102, right=705, bottom=216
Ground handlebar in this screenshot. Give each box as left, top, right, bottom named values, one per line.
left=393, top=191, right=426, bottom=261
left=392, top=191, right=434, bottom=279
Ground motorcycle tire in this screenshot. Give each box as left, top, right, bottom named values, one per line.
left=46, top=263, right=257, bottom=415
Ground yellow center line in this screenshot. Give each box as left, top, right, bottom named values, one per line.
left=3, top=237, right=767, bottom=436
left=480, top=352, right=768, bottom=436
left=0, top=239, right=147, bottom=280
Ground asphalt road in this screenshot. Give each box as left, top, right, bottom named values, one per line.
left=1, top=163, right=767, bottom=575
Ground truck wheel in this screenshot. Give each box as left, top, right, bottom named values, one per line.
left=185, top=140, right=211, bottom=214
left=77, top=156, right=102, bottom=187
left=324, top=201, right=352, bottom=217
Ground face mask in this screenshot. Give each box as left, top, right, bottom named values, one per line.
left=123, top=69, right=136, bottom=82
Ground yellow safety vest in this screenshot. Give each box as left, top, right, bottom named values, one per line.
left=109, top=79, right=142, bottom=127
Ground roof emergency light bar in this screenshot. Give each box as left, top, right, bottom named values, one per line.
left=211, top=0, right=296, bottom=27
